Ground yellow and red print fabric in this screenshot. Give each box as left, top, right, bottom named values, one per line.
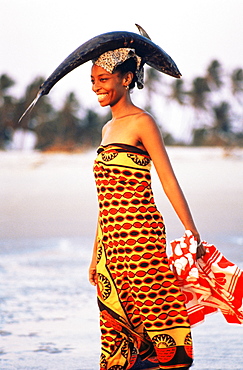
left=93, top=144, right=193, bottom=370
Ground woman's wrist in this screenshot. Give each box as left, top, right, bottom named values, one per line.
left=185, top=227, right=200, bottom=244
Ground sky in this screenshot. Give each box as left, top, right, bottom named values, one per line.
left=1, top=0, right=243, bottom=135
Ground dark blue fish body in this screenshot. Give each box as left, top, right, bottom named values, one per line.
left=19, top=28, right=181, bottom=122
left=40, top=31, right=181, bottom=97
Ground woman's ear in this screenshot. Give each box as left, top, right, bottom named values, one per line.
left=123, top=71, right=134, bottom=86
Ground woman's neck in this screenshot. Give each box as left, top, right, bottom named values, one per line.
left=110, top=98, right=138, bottom=120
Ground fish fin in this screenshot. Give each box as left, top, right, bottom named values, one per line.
left=135, top=24, right=151, bottom=40
left=18, top=91, right=42, bottom=123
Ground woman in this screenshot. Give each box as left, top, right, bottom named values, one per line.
left=88, top=49, right=204, bottom=370
left=19, top=27, right=241, bottom=369
left=19, top=27, right=204, bottom=369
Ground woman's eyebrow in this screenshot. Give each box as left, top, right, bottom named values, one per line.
left=91, top=73, right=111, bottom=78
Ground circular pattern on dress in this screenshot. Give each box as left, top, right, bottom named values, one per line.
left=184, top=332, right=193, bottom=359
left=152, top=334, right=176, bottom=348
left=97, top=242, right=102, bottom=263
left=98, top=273, right=112, bottom=300
left=184, top=332, right=192, bottom=346
left=152, top=334, right=177, bottom=363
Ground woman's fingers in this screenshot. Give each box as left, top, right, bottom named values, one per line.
left=196, top=243, right=206, bottom=259
left=89, top=267, right=97, bottom=286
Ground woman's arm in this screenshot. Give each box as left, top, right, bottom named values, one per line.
left=138, top=113, right=200, bottom=243
left=89, top=124, right=107, bottom=286
left=89, top=222, right=98, bottom=286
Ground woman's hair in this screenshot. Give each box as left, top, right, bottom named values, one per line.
left=113, top=58, right=138, bottom=90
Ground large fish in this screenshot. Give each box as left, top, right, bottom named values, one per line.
left=19, top=25, right=181, bottom=122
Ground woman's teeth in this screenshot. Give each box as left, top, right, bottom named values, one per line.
left=98, top=94, right=108, bottom=101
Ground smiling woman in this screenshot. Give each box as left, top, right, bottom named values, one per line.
left=91, top=67, right=126, bottom=107
left=17, top=25, right=204, bottom=370
left=91, top=63, right=139, bottom=111
left=87, top=34, right=204, bottom=369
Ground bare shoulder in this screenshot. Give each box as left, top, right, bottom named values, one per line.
left=101, top=119, right=112, bottom=136
left=132, top=111, right=167, bottom=156
left=135, top=111, right=161, bottom=135
left=135, top=110, right=156, bottom=125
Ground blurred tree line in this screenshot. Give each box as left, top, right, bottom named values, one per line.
left=0, top=59, right=243, bottom=151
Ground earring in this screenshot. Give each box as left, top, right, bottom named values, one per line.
left=125, top=85, right=129, bottom=90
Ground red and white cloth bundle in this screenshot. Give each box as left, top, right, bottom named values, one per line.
left=169, top=230, right=243, bottom=326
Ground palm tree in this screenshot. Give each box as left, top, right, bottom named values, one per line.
left=212, top=101, right=231, bottom=133
left=0, top=74, right=16, bottom=148
left=229, top=68, right=243, bottom=142
left=188, top=77, right=210, bottom=110
left=144, top=67, right=163, bottom=112
left=17, top=77, right=54, bottom=129
left=79, top=109, right=111, bottom=148
left=188, top=77, right=211, bottom=145
left=168, top=79, right=186, bottom=106
left=35, top=92, right=81, bottom=151
left=16, top=77, right=56, bottom=150
left=56, top=92, right=81, bottom=144
left=206, top=60, right=223, bottom=90
left=230, top=68, right=243, bottom=96
left=0, top=74, right=15, bottom=99
left=210, top=101, right=234, bottom=146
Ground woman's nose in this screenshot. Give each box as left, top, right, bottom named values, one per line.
left=92, top=81, right=100, bottom=92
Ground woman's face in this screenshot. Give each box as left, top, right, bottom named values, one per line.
left=91, top=64, right=126, bottom=107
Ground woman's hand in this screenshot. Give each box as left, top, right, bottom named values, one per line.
left=189, top=229, right=206, bottom=259
left=89, top=265, right=98, bottom=286
left=196, top=242, right=206, bottom=259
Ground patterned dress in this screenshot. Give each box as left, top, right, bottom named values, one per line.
left=93, top=143, right=193, bottom=370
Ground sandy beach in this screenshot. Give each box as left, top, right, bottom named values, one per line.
left=1, top=147, right=243, bottom=241
left=1, top=147, right=243, bottom=369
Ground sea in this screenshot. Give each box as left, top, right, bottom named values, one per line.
left=1, top=235, right=242, bottom=370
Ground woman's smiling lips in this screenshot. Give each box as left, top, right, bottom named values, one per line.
left=97, top=93, right=108, bottom=102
